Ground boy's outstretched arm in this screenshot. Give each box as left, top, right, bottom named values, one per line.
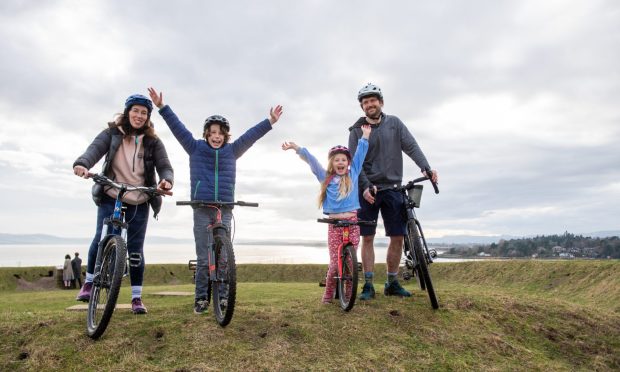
left=269, top=105, right=284, bottom=125
left=148, top=87, right=164, bottom=109
left=148, top=86, right=198, bottom=155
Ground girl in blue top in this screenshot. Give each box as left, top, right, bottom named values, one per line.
left=282, top=124, right=371, bottom=303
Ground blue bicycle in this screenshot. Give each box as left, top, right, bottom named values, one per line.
left=86, top=173, right=171, bottom=339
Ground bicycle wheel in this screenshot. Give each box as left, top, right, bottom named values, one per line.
left=212, top=231, right=236, bottom=326
left=87, top=236, right=127, bottom=339
left=408, top=222, right=439, bottom=309
left=404, top=229, right=426, bottom=291
left=338, top=244, right=358, bottom=311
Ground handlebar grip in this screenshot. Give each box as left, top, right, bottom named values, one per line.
left=159, top=190, right=173, bottom=196
left=237, top=201, right=259, bottom=207
left=423, top=167, right=440, bottom=194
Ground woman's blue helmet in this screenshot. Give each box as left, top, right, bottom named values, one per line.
left=125, top=94, right=153, bottom=113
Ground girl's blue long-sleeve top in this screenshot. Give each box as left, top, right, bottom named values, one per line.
left=158, top=105, right=272, bottom=201
left=296, top=138, right=368, bottom=214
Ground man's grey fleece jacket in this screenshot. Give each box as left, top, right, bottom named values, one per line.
left=348, top=113, right=431, bottom=192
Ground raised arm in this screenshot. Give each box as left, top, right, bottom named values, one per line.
left=282, top=141, right=326, bottom=182
left=148, top=87, right=198, bottom=155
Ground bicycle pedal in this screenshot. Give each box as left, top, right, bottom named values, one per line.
left=402, top=271, right=412, bottom=281
left=128, top=253, right=142, bottom=267
left=429, top=249, right=437, bottom=259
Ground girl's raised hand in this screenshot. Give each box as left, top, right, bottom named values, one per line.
left=269, top=105, right=284, bottom=125
left=361, top=124, right=372, bottom=138
left=281, top=141, right=299, bottom=151
left=148, top=87, right=164, bottom=109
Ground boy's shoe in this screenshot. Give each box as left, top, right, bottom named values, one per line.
left=194, top=298, right=209, bottom=314
left=76, top=282, right=93, bottom=302
left=384, top=280, right=412, bottom=297
left=131, top=297, right=148, bottom=314
left=359, top=283, right=375, bottom=301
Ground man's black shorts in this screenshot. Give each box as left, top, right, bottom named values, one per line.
left=358, top=189, right=406, bottom=236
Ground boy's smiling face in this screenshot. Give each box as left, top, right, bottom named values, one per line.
left=206, top=124, right=225, bottom=149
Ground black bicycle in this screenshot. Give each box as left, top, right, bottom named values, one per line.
left=317, top=218, right=376, bottom=311
left=85, top=173, right=171, bottom=339
left=176, top=200, right=257, bottom=326
left=372, top=168, right=440, bottom=309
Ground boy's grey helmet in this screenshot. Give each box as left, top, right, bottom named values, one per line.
left=357, top=83, right=383, bottom=102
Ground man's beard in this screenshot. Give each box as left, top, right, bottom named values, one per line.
left=366, top=108, right=382, bottom=120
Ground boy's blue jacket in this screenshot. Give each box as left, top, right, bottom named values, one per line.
left=158, top=105, right=272, bottom=202
left=296, top=138, right=368, bottom=214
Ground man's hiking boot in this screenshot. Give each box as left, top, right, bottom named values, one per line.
left=384, top=280, right=412, bottom=297
left=359, top=282, right=375, bottom=301
left=76, top=282, right=93, bottom=302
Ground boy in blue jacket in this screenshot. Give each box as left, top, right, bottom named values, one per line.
left=149, top=87, right=283, bottom=314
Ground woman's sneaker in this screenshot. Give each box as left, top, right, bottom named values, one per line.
left=359, top=283, right=376, bottom=301
left=131, top=298, right=148, bottom=314
left=384, top=280, right=412, bottom=297
left=194, top=298, right=209, bottom=314
left=75, top=282, right=93, bottom=302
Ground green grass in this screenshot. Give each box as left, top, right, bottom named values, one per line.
left=0, top=261, right=618, bottom=371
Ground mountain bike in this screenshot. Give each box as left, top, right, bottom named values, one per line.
left=176, top=200, right=258, bottom=326
left=317, top=218, right=376, bottom=311
left=371, top=168, right=440, bottom=309
left=86, top=173, right=171, bottom=339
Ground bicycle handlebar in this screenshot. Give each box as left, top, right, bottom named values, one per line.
left=87, top=173, right=173, bottom=196
left=317, top=218, right=376, bottom=227
left=370, top=168, right=439, bottom=196
left=176, top=200, right=259, bottom=208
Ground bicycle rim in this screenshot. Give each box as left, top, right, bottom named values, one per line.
left=406, top=222, right=426, bottom=291
left=212, top=234, right=236, bottom=326
left=338, top=244, right=358, bottom=311
left=87, top=236, right=127, bottom=339
left=410, top=224, right=439, bottom=309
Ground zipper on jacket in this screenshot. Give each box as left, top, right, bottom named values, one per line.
left=214, top=149, right=219, bottom=200
left=194, top=180, right=201, bottom=199
left=132, top=136, right=138, bottom=172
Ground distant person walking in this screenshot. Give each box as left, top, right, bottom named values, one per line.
left=71, top=252, right=82, bottom=287
left=62, top=254, right=74, bottom=288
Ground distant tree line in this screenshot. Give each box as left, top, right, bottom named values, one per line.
left=446, top=232, right=620, bottom=259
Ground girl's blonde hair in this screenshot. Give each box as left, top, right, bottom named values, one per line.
left=318, top=154, right=352, bottom=208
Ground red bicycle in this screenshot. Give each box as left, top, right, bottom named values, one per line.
left=317, top=218, right=376, bottom=311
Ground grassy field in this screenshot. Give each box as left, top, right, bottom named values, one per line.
left=0, top=260, right=618, bottom=371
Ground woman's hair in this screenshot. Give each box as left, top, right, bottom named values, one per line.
left=65, top=254, right=70, bottom=259
left=203, top=122, right=231, bottom=144
left=317, top=154, right=352, bottom=207
left=109, top=107, right=158, bottom=138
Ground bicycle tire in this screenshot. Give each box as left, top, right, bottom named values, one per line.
left=404, top=228, right=426, bottom=291
left=338, top=244, right=358, bottom=311
left=87, top=236, right=127, bottom=339
left=212, top=232, right=236, bottom=326
left=408, top=223, right=439, bottom=309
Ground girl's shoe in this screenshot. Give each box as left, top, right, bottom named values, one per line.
left=131, top=297, right=148, bottom=314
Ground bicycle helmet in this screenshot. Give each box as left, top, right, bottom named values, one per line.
left=125, top=94, right=153, bottom=113
left=328, top=145, right=351, bottom=161
left=203, top=115, right=230, bottom=132
left=357, top=83, right=383, bottom=102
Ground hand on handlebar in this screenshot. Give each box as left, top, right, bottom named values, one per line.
left=157, top=179, right=172, bottom=191
left=423, top=169, right=438, bottom=184
left=73, top=165, right=89, bottom=179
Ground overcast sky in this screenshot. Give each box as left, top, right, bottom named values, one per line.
left=0, top=0, right=618, bottom=243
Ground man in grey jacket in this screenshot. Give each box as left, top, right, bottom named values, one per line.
left=348, top=83, right=438, bottom=300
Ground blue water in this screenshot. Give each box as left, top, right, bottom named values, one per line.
left=0, top=244, right=460, bottom=267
